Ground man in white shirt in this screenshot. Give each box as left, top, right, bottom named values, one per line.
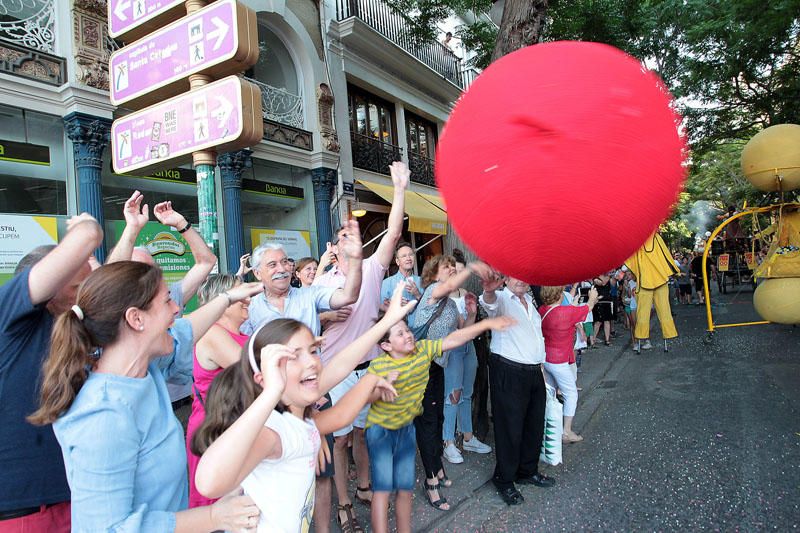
left=480, top=276, right=556, bottom=506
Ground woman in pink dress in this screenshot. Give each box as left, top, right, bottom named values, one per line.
left=187, top=274, right=251, bottom=508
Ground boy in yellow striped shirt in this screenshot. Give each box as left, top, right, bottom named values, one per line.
left=366, top=315, right=514, bottom=533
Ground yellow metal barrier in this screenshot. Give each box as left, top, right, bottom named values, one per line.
left=702, top=202, right=800, bottom=333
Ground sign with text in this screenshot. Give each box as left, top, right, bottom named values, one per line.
left=251, top=228, right=312, bottom=260
left=744, top=251, right=756, bottom=270
left=242, top=179, right=304, bottom=200
left=0, top=215, right=58, bottom=285
left=113, top=220, right=200, bottom=311
left=109, top=0, right=189, bottom=41
left=717, top=253, right=730, bottom=272
left=110, top=0, right=257, bottom=109
left=111, top=75, right=263, bottom=175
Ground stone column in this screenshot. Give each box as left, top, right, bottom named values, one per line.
left=64, top=112, right=111, bottom=262
left=218, top=149, right=252, bottom=273
left=311, top=167, right=337, bottom=253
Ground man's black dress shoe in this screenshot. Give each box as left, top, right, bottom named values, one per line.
left=516, top=473, right=556, bottom=488
left=496, top=486, right=524, bottom=506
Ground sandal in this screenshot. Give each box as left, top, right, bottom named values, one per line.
left=423, top=480, right=450, bottom=511
left=336, top=503, right=364, bottom=533
left=437, top=471, right=453, bottom=488
left=354, top=485, right=372, bottom=506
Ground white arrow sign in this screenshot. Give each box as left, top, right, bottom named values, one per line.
left=214, top=95, right=234, bottom=128
left=206, top=16, right=230, bottom=51
left=114, top=0, right=131, bottom=22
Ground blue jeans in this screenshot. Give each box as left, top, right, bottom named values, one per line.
left=365, top=423, right=417, bottom=492
left=442, top=342, right=477, bottom=441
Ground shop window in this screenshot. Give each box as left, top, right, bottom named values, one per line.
left=0, top=106, right=67, bottom=215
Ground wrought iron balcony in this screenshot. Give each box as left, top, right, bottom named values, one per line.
left=351, top=132, right=403, bottom=175
left=244, top=77, right=305, bottom=130
left=335, top=0, right=464, bottom=88
left=408, top=152, right=435, bottom=187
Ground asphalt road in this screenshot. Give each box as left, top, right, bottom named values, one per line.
left=435, top=290, right=800, bottom=532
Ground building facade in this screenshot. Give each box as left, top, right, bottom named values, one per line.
left=0, top=0, right=479, bottom=281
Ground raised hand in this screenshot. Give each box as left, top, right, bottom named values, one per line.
left=319, top=242, right=336, bottom=269
left=259, top=344, right=296, bottom=393
left=465, top=292, right=478, bottom=315
left=122, top=190, right=149, bottom=230
left=468, top=261, right=496, bottom=281
left=153, top=200, right=186, bottom=229
left=481, top=271, right=505, bottom=293
left=404, top=278, right=422, bottom=299
left=384, top=282, right=418, bottom=324
left=338, top=219, right=363, bottom=260
left=389, top=161, right=410, bottom=191
left=66, top=212, right=99, bottom=233
left=225, top=281, right=264, bottom=303
left=237, top=253, right=252, bottom=277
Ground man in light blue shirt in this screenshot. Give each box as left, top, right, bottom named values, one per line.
left=240, top=221, right=363, bottom=336
left=380, top=242, right=421, bottom=321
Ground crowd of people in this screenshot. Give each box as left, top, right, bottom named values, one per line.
left=2, top=161, right=715, bottom=532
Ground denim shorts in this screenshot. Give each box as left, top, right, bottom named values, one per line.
left=365, top=423, right=416, bottom=492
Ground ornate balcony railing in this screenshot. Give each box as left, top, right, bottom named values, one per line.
left=0, top=0, right=55, bottom=53
left=335, top=0, right=464, bottom=88
left=408, top=152, right=435, bottom=187
left=351, top=132, right=403, bottom=175
left=245, top=77, right=304, bottom=130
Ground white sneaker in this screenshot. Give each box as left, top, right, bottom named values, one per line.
left=443, top=442, right=464, bottom=464
left=462, top=437, right=492, bottom=454
left=642, top=340, right=653, bottom=350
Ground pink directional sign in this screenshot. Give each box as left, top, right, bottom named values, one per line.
left=108, top=0, right=187, bottom=40
left=111, top=75, right=257, bottom=174
left=110, top=0, right=252, bottom=107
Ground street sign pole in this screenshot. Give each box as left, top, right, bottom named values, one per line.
left=109, top=0, right=261, bottom=262
left=187, top=0, right=217, bottom=257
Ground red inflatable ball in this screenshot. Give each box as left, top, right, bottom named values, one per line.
left=436, top=41, right=687, bottom=285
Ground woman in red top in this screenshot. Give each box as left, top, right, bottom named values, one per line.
left=538, top=285, right=598, bottom=443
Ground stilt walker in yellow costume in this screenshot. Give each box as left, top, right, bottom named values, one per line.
left=625, top=233, right=679, bottom=353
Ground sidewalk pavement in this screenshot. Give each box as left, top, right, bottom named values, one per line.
left=328, top=333, right=631, bottom=532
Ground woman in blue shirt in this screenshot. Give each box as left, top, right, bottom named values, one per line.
left=28, top=261, right=263, bottom=532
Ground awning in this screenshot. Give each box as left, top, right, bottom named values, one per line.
left=357, top=180, right=448, bottom=235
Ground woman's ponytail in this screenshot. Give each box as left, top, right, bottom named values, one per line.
left=28, top=310, right=94, bottom=425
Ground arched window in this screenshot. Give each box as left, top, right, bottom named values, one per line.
left=246, top=26, right=303, bottom=129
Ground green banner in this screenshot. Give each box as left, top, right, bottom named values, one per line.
left=113, top=220, right=199, bottom=312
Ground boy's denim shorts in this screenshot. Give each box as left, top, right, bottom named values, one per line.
left=365, top=423, right=416, bottom=492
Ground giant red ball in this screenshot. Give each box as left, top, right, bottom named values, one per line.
left=436, top=41, right=687, bottom=285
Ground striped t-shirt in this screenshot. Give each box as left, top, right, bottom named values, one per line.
left=366, top=339, right=443, bottom=430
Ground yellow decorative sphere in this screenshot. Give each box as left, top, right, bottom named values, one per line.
left=741, top=124, right=800, bottom=191
left=753, top=278, right=800, bottom=324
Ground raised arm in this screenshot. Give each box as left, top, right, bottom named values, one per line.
left=441, top=316, right=514, bottom=352
left=319, top=283, right=415, bottom=392
left=315, top=373, right=396, bottom=435
left=186, top=282, right=263, bottom=344
left=430, top=261, right=495, bottom=301
left=106, top=191, right=148, bottom=264
left=329, top=219, right=363, bottom=309
left=195, top=345, right=294, bottom=499
left=374, top=162, right=408, bottom=268
left=154, top=201, right=217, bottom=302
left=28, top=213, right=103, bottom=305
left=478, top=274, right=505, bottom=307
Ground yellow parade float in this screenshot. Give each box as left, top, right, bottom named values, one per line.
left=702, top=124, right=800, bottom=339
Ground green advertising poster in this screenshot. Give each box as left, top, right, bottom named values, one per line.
left=113, top=220, right=199, bottom=312
left=0, top=214, right=59, bottom=286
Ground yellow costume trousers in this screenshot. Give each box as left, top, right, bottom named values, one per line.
left=634, top=284, right=678, bottom=340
